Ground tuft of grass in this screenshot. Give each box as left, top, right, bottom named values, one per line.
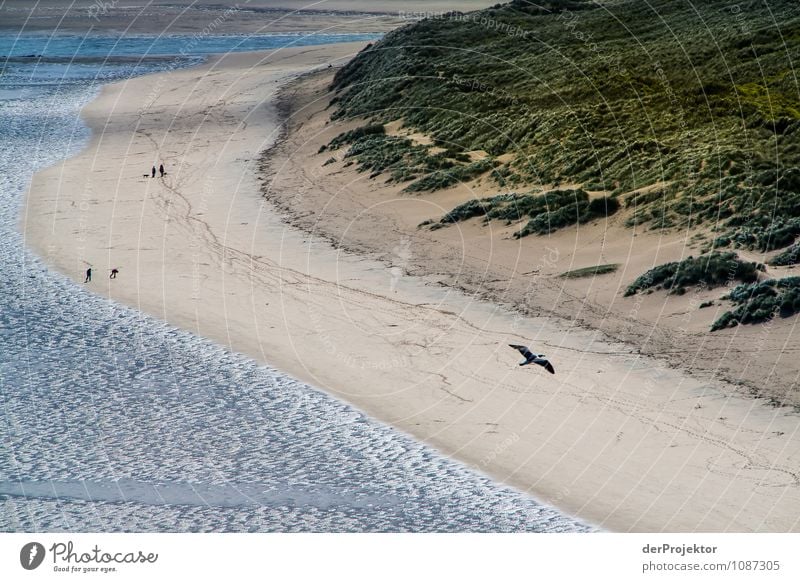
left=735, top=82, right=800, bottom=121
left=624, top=252, right=761, bottom=296
left=770, top=243, right=800, bottom=266
left=514, top=191, right=620, bottom=237
left=712, top=277, right=800, bottom=331
left=560, top=264, right=620, bottom=279
left=430, top=189, right=619, bottom=237
left=326, top=124, right=504, bottom=191
left=327, top=123, right=385, bottom=149
left=439, top=193, right=516, bottom=223
left=403, top=158, right=497, bottom=192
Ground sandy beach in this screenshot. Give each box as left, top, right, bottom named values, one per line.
left=23, top=43, right=800, bottom=532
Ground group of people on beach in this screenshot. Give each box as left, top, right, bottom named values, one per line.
left=84, top=163, right=168, bottom=283
left=84, top=267, right=118, bottom=282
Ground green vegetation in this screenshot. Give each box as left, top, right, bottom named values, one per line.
left=325, top=123, right=502, bottom=187
left=329, top=131, right=449, bottom=183
left=713, top=212, right=800, bottom=252
left=404, top=158, right=497, bottom=192
left=560, top=264, right=620, bottom=279
left=438, top=193, right=515, bottom=223
left=771, top=243, right=800, bottom=266
left=624, top=253, right=761, bottom=297
left=427, top=189, right=619, bottom=237
left=514, top=191, right=620, bottom=237
left=329, top=0, right=800, bottom=249
left=712, top=277, right=800, bottom=331
left=327, top=123, right=385, bottom=149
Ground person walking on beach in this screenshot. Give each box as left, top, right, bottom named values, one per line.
left=84, top=267, right=92, bottom=283
left=159, top=164, right=165, bottom=177
left=151, top=165, right=156, bottom=178
left=110, top=268, right=119, bottom=279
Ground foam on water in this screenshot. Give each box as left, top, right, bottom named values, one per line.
left=0, top=34, right=591, bottom=532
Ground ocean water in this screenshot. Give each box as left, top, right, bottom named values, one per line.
left=0, top=33, right=590, bottom=532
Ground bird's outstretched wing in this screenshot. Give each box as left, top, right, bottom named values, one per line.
left=535, top=359, right=556, bottom=374
left=509, top=344, right=534, bottom=360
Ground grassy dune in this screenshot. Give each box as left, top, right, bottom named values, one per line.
left=328, top=0, right=799, bottom=244
left=322, top=0, right=800, bottom=329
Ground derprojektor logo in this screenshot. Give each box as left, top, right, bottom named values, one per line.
left=20, top=542, right=46, bottom=570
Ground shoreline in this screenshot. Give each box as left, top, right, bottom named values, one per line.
left=23, top=44, right=800, bottom=532
left=0, top=1, right=499, bottom=35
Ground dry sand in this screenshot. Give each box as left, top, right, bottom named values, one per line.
left=23, top=44, right=800, bottom=532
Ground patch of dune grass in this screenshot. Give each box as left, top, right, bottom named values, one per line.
left=712, top=277, right=800, bottom=331
left=327, top=124, right=501, bottom=188
left=427, top=189, right=620, bottom=237
left=624, top=252, right=761, bottom=297
left=403, top=158, right=497, bottom=192
left=770, top=243, right=800, bottom=266
left=560, top=264, right=620, bottom=279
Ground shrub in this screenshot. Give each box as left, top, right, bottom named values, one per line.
left=514, top=192, right=620, bottom=237
left=403, top=158, right=496, bottom=192
left=328, top=124, right=386, bottom=149
left=439, top=194, right=515, bottom=223
left=430, top=189, right=620, bottom=237
left=624, top=252, right=761, bottom=296
left=588, top=196, right=621, bottom=216
left=711, top=277, right=800, bottom=330
left=770, top=243, right=800, bottom=266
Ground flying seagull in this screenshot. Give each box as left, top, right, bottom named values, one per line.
left=509, top=344, right=555, bottom=374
